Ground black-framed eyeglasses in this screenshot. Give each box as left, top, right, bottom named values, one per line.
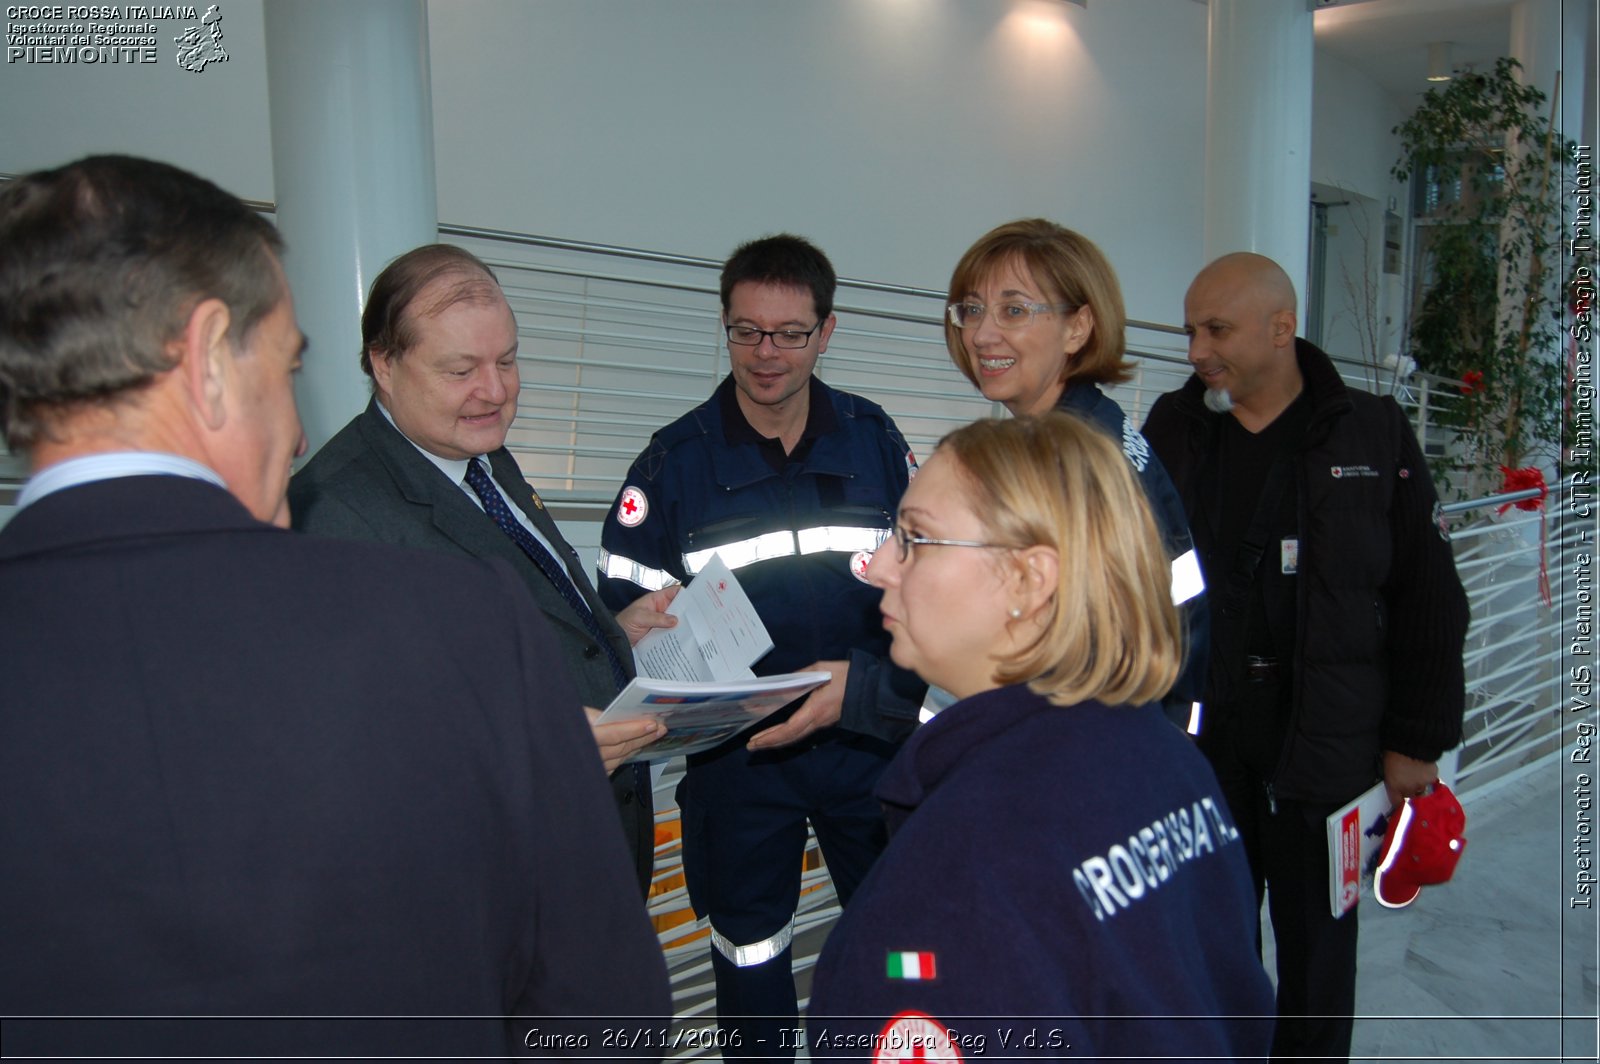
left=886, top=523, right=1011, bottom=564
left=946, top=301, right=1078, bottom=331
left=725, top=321, right=823, bottom=349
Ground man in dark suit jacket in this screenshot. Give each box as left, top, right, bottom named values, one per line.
left=0, top=155, right=670, bottom=1059
left=289, top=245, right=672, bottom=895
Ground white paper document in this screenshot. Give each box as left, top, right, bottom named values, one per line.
left=630, top=555, right=770, bottom=683
left=1325, top=782, right=1392, bottom=917
left=597, top=556, right=825, bottom=762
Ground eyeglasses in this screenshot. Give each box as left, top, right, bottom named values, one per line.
left=946, top=301, right=1078, bottom=331
left=886, top=523, right=1010, bottom=564
left=725, top=321, right=823, bottom=349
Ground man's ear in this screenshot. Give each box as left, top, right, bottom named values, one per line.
left=815, top=313, right=838, bottom=354
left=1271, top=308, right=1297, bottom=349
left=175, top=297, right=233, bottom=431
left=368, top=346, right=395, bottom=398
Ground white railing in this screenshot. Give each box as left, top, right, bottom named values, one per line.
left=1444, top=478, right=1591, bottom=794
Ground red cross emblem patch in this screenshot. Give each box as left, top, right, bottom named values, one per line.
left=850, top=550, right=873, bottom=583
left=872, top=1012, right=963, bottom=1064
left=616, top=486, right=648, bottom=527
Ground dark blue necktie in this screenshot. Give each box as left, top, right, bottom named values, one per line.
left=465, top=460, right=652, bottom=834
left=463, top=458, right=630, bottom=691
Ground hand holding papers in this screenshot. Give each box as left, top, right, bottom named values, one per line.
left=597, top=556, right=827, bottom=762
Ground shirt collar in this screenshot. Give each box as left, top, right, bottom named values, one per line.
left=17, top=452, right=226, bottom=511
left=718, top=375, right=837, bottom=450
left=375, top=397, right=480, bottom=485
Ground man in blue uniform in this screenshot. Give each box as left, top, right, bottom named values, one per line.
left=598, top=234, right=924, bottom=1059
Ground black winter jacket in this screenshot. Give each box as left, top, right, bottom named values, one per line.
left=1142, top=340, right=1469, bottom=804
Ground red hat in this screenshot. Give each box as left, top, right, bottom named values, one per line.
left=1374, top=782, right=1467, bottom=909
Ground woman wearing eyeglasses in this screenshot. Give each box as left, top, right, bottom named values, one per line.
left=805, top=413, right=1272, bottom=1060
left=943, top=219, right=1207, bottom=727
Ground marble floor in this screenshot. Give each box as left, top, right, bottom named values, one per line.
left=1303, top=766, right=1597, bottom=1063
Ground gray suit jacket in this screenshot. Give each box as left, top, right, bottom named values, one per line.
left=289, top=399, right=653, bottom=892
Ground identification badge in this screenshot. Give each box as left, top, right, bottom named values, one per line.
left=1281, top=537, right=1299, bottom=575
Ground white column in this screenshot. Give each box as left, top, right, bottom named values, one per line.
left=264, top=0, right=438, bottom=454
left=1510, top=0, right=1589, bottom=145
left=1203, top=0, right=1316, bottom=309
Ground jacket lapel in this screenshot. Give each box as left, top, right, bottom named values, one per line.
left=352, top=405, right=627, bottom=657
left=351, top=405, right=504, bottom=560
left=486, top=448, right=632, bottom=660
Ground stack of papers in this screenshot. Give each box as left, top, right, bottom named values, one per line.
left=595, top=556, right=828, bottom=762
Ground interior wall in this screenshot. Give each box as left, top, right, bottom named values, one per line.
left=1, top=1, right=1414, bottom=350
left=1311, top=47, right=1410, bottom=205
left=0, top=0, right=1422, bottom=535
left=1310, top=47, right=1412, bottom=368
left=426, top=0, right=1211, bottom=328
left=0, top=1, right=275, bottom=201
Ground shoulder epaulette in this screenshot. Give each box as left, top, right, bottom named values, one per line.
left=630, top=399, right=717, bottom=481
left=651, top=404, right=712, bottom=450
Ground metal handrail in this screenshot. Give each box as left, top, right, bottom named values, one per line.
left=1445, top=475, right=1583, bottom=796
left=446, top=221, right=1190, bottom=335
left=1440, top=486, right=1547, bottom=514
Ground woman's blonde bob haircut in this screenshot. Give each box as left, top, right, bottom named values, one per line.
left=945, top=218, right=1133, bottom=390
left=937, top=412, right=1181, bottom=708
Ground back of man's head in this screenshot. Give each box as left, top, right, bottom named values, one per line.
left=0, top=155, right=284, bottom=451
left=719, top=234, right=837, bottom=321
left=359, top=244, right=502, bottom=380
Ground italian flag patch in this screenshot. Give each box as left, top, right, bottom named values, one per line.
left=885, top=951, right=937, bottom=980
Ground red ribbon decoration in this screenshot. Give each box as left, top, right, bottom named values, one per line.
left=1498, top=466, right=1551, bottom=606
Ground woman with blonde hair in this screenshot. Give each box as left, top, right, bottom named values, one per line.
left=806, top=413, right=1271, bottom=1060
left=943, top=219, right=1206, bottom=724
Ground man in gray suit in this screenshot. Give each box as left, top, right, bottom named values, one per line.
left=290, top=244, right=673, bottom=894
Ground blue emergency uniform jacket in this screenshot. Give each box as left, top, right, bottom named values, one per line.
left=1056, top=381, right=1210, bottom=723
left=597, top=376, right=925, bottom=741
left=806, top=684, right=1275, bottom=1062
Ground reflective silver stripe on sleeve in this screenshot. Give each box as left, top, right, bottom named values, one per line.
left=1169, top=548, right=1204, bottom=606
left=682, top=525, right=891, bottom=575
left=797, top=525, right=891, bottom=556
left=710, top=917, right=794, bottom=967
left=596, top=547, right=678, bottom=592
left=1185, top=701, right=1203, bottom=737
left=683, top=530, right=798, bottom=575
